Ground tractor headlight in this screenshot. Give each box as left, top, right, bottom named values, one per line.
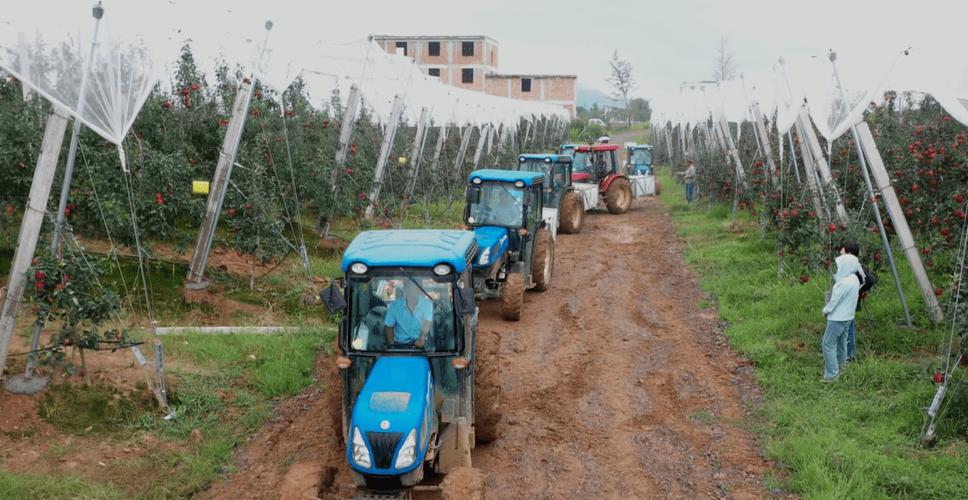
left=514, top=180, right=525, bottom=188
left=352, top=427, right=371, bottom=468
left=394, top=429, right=418, bottom=469
left=477, top=246, right=491, bottom=266
left=350, top=262, right=368, bottom=275
left=433, top=264, right=452, bottom=276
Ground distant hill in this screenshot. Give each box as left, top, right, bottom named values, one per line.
left=577, top=83, right=621, bottom=109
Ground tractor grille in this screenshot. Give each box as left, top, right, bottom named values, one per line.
left=366, top=431, right=403, bottom=469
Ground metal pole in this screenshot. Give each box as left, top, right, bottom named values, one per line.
left=829, top=52, right=913, bottom=326
left=364, top=94, right=405, bottom=219
left=20, top=2, right=104, bottom=383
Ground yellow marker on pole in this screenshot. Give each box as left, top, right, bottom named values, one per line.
left=192, top=181, right=210, bottom=195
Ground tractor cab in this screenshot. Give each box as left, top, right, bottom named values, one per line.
left=569, top=143, right=634, bottom=214
left=558, top=143, right=577, bottom=157
left=624, top=143, right=660, bottom=196
left=321, top=230, right=498, bottom=495
left=626, top=144, right=654, bottom=175
left=513, top=154, right=586, bottom=235
left=464, top=169, right=556, bottom=320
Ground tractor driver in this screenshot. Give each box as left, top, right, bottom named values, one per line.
left=384, top=280, right=433, bottom=348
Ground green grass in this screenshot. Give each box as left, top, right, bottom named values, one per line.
left=2, top=329, right=332, bottom=499
left=0, top=471, right=123, bottom=500
left=656, top=167, right=968, bottom=498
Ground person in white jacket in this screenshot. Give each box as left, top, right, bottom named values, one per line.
left=821, top=252, right=862, bottom=381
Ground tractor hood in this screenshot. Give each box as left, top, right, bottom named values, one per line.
left=348, top=356, right=432, bottom=475
left=471, top=226, right=510, bottom=269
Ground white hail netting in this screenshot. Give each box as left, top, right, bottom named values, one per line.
left=0, top=1, right=174, bottom=149
left=302, top=39, right=569, bottom=128
left=657, top=43, right=968, bottom=139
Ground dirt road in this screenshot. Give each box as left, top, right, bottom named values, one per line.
left=206, top=196, right=771, bottom=499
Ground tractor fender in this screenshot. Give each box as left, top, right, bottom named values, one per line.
left=599, top=173, right=628, bottom=194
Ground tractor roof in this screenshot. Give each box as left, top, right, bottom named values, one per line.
left=468, top=169, right=544, bottom=186
left=575, top=144, right=621, bottom=152
left=518, top=154, right=573, bottom=164
left=341, top=230, right=477, bottom=273
left=627, top=144, right=654, bottom=150
left=559, top=143, right=578, bottom=149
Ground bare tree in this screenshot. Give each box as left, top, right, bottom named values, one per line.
left=606, top=50, right=636, bottom=127
left=713, top=36, right=738, bottom=82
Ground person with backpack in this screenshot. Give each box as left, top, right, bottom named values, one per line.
left=820, top=243, right=864, bottom=382
left=839, top=242, right=877, bottom=362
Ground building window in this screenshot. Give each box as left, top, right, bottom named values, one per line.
left=521, top=78, right=532, bottom=92
left=395, top=41, right=407, bottom=56
left=428, top=41, right=440, bottom=56
left=462, top=41, right=474, bottom=57
left=461, top=68, right=474, bottom=84
left=428, top=68, right=441, bottom=77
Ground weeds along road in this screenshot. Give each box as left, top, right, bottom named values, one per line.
left=205, top=196, right=770, bottom=499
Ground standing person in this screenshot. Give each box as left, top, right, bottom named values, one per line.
left=676, top=159, right=697, bottom=203
left=838, top=242, right=870, bottom=362
left=821, top=247, right=862, bottom=382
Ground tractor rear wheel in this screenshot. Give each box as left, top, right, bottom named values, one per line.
left=604, top=177, right=633, bottom=214
left=474, top=330, right=501, bottom=443
left=531, top=229, right=554, bottom=292
left=654, top=178, right=662, bottom=196
left=500, top=272, right=525, bottom=321
left=558, top=191, right=584, bottom=234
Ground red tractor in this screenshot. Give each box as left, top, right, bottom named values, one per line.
left=570, top=143, right=633, bottom=214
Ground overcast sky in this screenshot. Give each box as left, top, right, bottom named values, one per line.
left=4, top=0, right=963, bottom=102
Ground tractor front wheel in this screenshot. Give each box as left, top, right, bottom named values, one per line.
left=500, top=272, right=525, bottom=321
left=604, top=177, right=633, bottom=214
left=474, top=330, right=501, bottom=443
left=531, top=229, right=554, bottom=292
left=558, top=191, right=584, bottom=234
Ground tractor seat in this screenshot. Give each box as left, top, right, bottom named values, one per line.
left=572, top=172, right=590, bottom=182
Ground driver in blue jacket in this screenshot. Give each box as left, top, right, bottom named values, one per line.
left=385, top=280, right=433, bottom=347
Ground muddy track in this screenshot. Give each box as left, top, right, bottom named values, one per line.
left=205, top=197, right=771, bottom=499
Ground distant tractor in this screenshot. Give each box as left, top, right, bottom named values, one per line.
left=464, top=169, right=555, bottom=320
left=320, top=229, right=499, bottom=497
left=625, top=143, right=660, bottom=196
left=558, top=143, right=577, bottom=156
left=570, top=143, right=634, bottom=214
left=514, top=154, right=586, bottom=235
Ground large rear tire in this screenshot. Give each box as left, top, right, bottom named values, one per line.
left=558, top=191, right=584, bottom=234
left=604, top=177, right=632, bottom=214
left=474, top=330, right=501, bottom=444
left=500, top=272, right=525, bottom=321
left=531, top=229, right=554, bottom=292
left=654, top=178, right=662, bottom=196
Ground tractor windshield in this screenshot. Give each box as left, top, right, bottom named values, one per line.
left=630, top=149, right=652, bottom=165
left=572, top=152, right=590, bottom=175
left=347, top=269, right=457, bottom=354
left=466, top=182, right=526, bottom=228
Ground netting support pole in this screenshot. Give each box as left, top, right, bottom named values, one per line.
left=0, top=110, right=70, bottom=376
left=797, top=110, right=848, bottom=224
left=320, top=83, right=362, bottom=236
left=365, top=94, right=405, bottom=220
left=400, top=107, right=431, bottom=220
left=471, top=123, right=491, bottom=170
left=186, top=78, right=255, bottom=287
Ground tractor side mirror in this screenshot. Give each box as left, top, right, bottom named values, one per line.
left=321, top=281, right=346, bottom=312
left=455, top=286, right=476, bottom=316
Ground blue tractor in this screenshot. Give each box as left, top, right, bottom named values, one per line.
left=514, top=154, right=586, bottom=234
left=320, top=230, right=499, bottom=496
left=626, top=143, right=655, bottom=175
left=464, top=169, right=555, bottom=321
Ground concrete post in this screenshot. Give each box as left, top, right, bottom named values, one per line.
left=0, top=110, right=70, bottom=374
left=186, top=79, right=254, bottom=286
left=364, top=94, right=405, bottom=219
